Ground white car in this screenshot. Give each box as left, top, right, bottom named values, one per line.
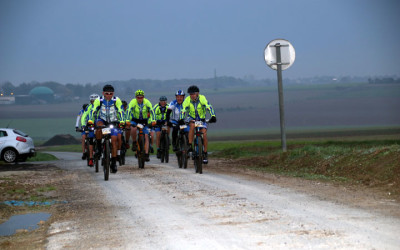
left=0, top=128, right=36, bottom=163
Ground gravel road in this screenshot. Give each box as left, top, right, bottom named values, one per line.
left=44, top=152, right=400, bottom=249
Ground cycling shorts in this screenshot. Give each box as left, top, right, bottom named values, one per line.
left=171, top=120, right=190, bottom=132
left=188, top=116, right=208, bottom=130
left=95, top=119, right=120, bottom=136
left=131, top=121, right=150, bottom=135
left=81, top=128, right=95, bottom=138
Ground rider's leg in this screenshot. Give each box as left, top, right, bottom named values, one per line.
left=156, top=131, right=161, bottom=149
left=145, top=134, right=149, bottom=154
left=202, top=128, right=209, bottom=164
left=81, top=133, right=86, bottom=159
left=131, top=126, right=137, bottom=151
left=117, top=133, right=122, bottom=159
left=188, top=121, right=195, bottom=144
left=125, top=127, right=131, bottom=144
left=172, top=126, right=178, bottom=151
left=111, top=135, right=118, bottom=172
left=111, top=135, right=118, bottom=157
left=95, top=121, right=104, bottom=155
left=81, top=134, right=86, bottom=153
left=202, top=128, right=208, bottom=152
left=131, top=126, right=137, bottom=143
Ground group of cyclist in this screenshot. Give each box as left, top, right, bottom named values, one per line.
left=75, top=84, right=217, bottom=174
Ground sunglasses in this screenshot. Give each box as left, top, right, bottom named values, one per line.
left=104, top=92, right=114, bottom=95
left=136, top=96, right=144, bottom=99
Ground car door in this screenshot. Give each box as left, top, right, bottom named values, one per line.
left=0, top=130, right=9, bottom=153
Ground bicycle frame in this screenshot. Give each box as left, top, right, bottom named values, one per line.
left=136, top=123, right=146, bottom=169
left=177, top=124, right=189, bottom=169
left=100, top=123, right=116, bottom=181
left=160, top=125, right=169, bottom=163
left=192, top=120, right=206, bottom=174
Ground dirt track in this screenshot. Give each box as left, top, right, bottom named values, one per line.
left=24, top=152, right=397, bottom=249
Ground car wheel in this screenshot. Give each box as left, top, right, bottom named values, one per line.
left=2, top=148, right=18, bottom=163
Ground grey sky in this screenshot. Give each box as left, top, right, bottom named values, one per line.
left=1, top=0, right=399, bottom=84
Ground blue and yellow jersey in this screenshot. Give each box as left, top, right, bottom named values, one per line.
left=180, top=94, right=215, bottom=120
left=89, top=96, right=124, bottom=124
left=126, top=98, right=155, bottom=125
left=153, top=103, right=169, bottom=121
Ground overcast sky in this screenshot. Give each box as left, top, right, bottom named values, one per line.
left=1, top=0, right=399, bottom=84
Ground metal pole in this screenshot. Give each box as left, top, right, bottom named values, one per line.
left=275, top=43, right=287, bottom=152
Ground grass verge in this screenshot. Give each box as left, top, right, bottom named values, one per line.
left=210, top=139, right=400, bottom=197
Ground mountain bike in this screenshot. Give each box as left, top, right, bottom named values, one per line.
left=77, top=127, right=92, bottom=167
left=191, top=120, right=208, bottom=174
left=176, top=123, right=189, bottom=169
left=135, top=123, right=146, bottom=169
left=99, top=123, right=116, bottom=181
left=119, top=127, right=127, bottom=166
left=159, top=124, right=170, bottom=163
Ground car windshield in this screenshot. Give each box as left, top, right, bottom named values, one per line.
left=13, top=129, right=28, bottom=137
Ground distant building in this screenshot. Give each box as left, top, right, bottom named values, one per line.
left=28, top=86, right=55, bottom=104
left=0, top=96, right=15, bottom=105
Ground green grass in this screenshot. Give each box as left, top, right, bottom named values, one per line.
left=36, top=186, right=56, bottom=192
left=0, top=118, right=77, bottom=141
left=27, top=152, right=58, bottom=161
left=209, top=139, right=400, bottom=195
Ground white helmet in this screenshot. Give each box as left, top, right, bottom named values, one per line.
left=89, top=93, right=99, bottom=101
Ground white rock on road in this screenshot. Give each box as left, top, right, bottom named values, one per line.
left=45, top=152, right=400, bottom=249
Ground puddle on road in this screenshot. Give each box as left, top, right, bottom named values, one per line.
left=0, top=213, right=51, bottom=236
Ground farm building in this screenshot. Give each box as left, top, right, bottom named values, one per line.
left=28, top=86, right=55, bottom=104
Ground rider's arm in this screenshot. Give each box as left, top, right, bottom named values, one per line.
left=125, top=99, right=135, bottom=124
left=75, top=110, right=83, bottom=128
left=200, top=95, right=216, bottom=117
left=146, top=101, right=155, bottom=125
left=88, top=99, right=100, bottom=124
left=179, top=97, right=190, bottom=120
left=80, top=105, right=91, bottom=127
left=166, top=109, right=172, bottom=121
left=115, top=97, right=125, bottom=123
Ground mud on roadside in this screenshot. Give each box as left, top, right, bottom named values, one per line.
left=1, top=159, right=400, bottom=249
left=0, top=163, right=108, bottom=249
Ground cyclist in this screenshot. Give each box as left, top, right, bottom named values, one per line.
left=125, top=89, right=156, bottom=162
left=116, top=100, right=129, bottom=165
left=81, top=94, right=100, bottom=167
left=179, top=85, right=217, bottom=164
left=153, top=96, right=170, bottom=158
left=166, top=90, right=189, bottom=152
left=76, top=103, right=89, bottom=161
left=88, top=85, right=125, bottom=173
left=122, top=100, right=129, bottom=149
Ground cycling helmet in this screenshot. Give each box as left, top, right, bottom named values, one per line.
left=187, top=85, right=199, bottom=94
left=103, top=84, right=114, bottom=92
left=135, top=89, right=145, bottom=97
left=89, top=93, right=99, bottom=101
left=175, top=89, right=185, bottom=96
left=82, top=103, right=88, bottom=110
left=122, top=100, right=127, bottom=106
left=159, top=96, right=167, bottom=101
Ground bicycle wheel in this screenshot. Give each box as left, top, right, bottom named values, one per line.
left=195, top=136, right=203, bottom=174
left=177, top=151, right=182, bottom=168
left=94, top=143, right=99, bottom=172
left=95, top=157, right=99, bottom=172
left=120, top=140, right=126, bottom=166
left=137, top=134, right=145, bottom=169
left=181, top=133, right=188, bottom=169
left=103, top=139, right=110, bottom=181
left=85, top=139, right=90, bottom=166
left=164, top=134, right=169, bottom=163
left=160, top=135, right=165, bottom=163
